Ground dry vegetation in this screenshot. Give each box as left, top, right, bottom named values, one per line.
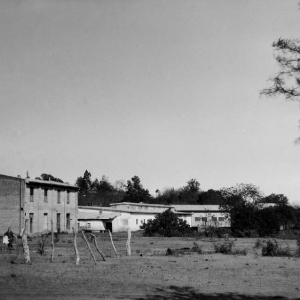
left=1, top=232, right=300, bottom=300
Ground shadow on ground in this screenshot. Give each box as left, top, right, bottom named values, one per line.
left=137, top=286, right=300, bottom=300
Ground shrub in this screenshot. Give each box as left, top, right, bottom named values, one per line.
left=232, top=248, right=247, bottom=256
left=214, top=240, right=234, bottom=254
left=37, top=233, right=50, bottom=255
left=141, top=209, right=191, bottom=237
left=192, top=242, right=203, bottom=254
left=254, top=238, right=264, bottom=249
left=296, top=238, right=300, bottom=257
left=262, top=239, right=293, bottom=257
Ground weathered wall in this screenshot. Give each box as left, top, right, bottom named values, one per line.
left=0, top=175, right=25, bottom=235
left=24, top=184, right=78, bottom=234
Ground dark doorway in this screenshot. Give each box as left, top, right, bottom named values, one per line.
left=106, top=222, right=112, bottom=232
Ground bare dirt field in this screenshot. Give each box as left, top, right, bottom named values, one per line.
left=0, top=232, right=300, bottom=300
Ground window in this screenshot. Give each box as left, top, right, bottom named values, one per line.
left=136, top=219, right=138, bottom=225
left=195, top=217, right=201, bottom=222
left=43, top=213, right=48, bottom=230
left=57, top=190, right=61, bottom=204
left=30, top=187, right=34, bottom=202
left=67, top=191, right=70, bottom=204
left=202, top=217, right=207, bottom=222
left=218, top=217, right=224, bottom=221
left=66, top=213, right=70, bottom=230
left=212, top=217, right=217, bottom=221
left=87, top=223, right=91, bottom=229
left=44, top=189, right=48, bottom=203
left=138, top=206, right=142, bottom=210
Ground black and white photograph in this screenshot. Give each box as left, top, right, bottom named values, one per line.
left=1, top=1, right=300, bottom=299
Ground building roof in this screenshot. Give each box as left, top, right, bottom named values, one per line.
left=110, top=202, right=173, bottom=208
left=172, top=205, right=222, bottom=212
left=78, top=205, right=192, bottom=215
left=78, top=208, right=120, bottom=220
left=26, top=179, right=79, bottom=190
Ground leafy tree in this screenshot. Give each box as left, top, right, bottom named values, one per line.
left=198, top=189, right=225, bottom=205
left=123, top=176, right=152, bottom=203
left=141, top=209, right=191, bottom=237
left=260, top=21, right=300, bottom=143
left=220, top=184, right=264, bottom=235
left=184, top=179, right=200, bottom=193
left=75, top=170, right=92, bottom=196
left=260, top=193, right=289, bottom=206
left=36, top=174, right=64, bottom=183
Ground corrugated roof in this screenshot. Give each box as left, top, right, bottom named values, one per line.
left=110, top=202, right=173, bottom=208
left=26, top=179, right=79, bottom=189
left=172, top=205, right=222, bottom=211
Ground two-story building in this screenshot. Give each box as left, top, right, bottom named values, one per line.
left=0, top=174, right=79, bottom=235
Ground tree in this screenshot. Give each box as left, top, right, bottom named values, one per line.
left=123, top=176, right=152, bottom=203
left=261, top=36, right=300, bottom=142
left=220, top=184, right=264, bottom=235
left=184, top=179, right=200, bottom=193
left=260, top=193, right=289, bottom=206
left=36, top=174, right=64, bottom=183
left=198, top=189, right=225, bottom=205
left=75, top=170, right=92, bottom=196
left=141, top=209, right=191, bottom=237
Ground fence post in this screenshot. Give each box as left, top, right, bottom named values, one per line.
left=22, top=219, right=30, bottom=263
left=126, top=228, right=131, bottom=256
left=90, top=234, right=106, bottom=261
left=81, top=231, right=97, bottom=265
left=73, top=227, right=80, bottom=265
left=108, top=230, right=118, bottom=257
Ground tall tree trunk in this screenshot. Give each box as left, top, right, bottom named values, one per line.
left=90, top=234, right=106, bottom=261
left=73, top=227, right=80, bottom=265
left=22, top=219, right=30, bottom=263
left=81, top=231, right=97, bottom=265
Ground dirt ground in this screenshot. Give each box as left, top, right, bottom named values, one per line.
left=0, top=232, right=300, bottom=300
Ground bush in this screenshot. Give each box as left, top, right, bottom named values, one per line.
left=141, top=209, right=191, bottom=237
left=232, top=248, right=247, bottom=256
left=262, top=239, right=293, bottom=257
left=214, top=240, right=234, bottom=254
left=192, top=242, right=203, bottom=254
left=37, top=233, right=50, bottom=255
left=296, top=238, right=300, bottom=257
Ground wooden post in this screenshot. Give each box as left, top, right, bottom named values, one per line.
left=73, top=227, right=80, bottom=265
left=50, top=220, right=54, bottom=262
left=81, top=231, right=97, bottom=265
left=90, top=234, right=106, bottom=261
left=108, top=230, right=118, bottom=257
left=126, top=228, right=131, bottom=256
left=22, top=219, right=30, bottom=263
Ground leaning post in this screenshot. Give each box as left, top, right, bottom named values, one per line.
left=22, top=219, right=30, bottom=263
left=126, top=228, right=131, bottom=256
left=108, top=230, right=118, bottom=257
left=73, top=227, right=80, bottom=265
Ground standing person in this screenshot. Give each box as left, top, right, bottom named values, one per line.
left=4, top=227, right=15, bottom=250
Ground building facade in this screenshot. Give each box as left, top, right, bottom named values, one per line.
left=0, top=174, right=79, bottom=235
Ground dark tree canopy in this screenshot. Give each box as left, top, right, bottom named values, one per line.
left=261, top=37, right=300, bottom=143
left=36, top=174, right=64, bottom=183
left=123, top=176, right=152, bottom=203
left=260, top=193, right=289, bottom=206
left=198, top=189, right=225, bottom=205
left=141, top=208, right=191, bottom=237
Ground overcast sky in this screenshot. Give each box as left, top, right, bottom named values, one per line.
left=1, top=0, right=300, bottom=204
